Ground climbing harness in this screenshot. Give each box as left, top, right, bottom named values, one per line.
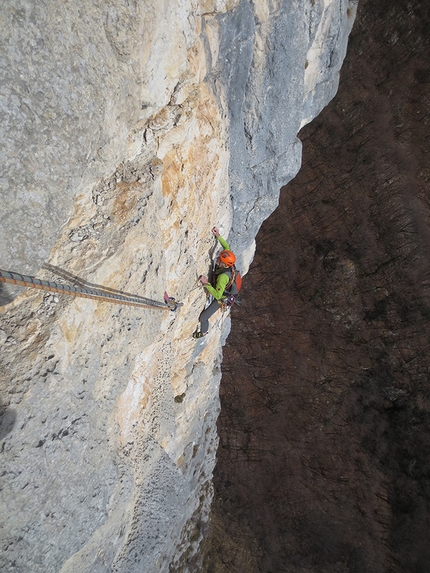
left=0, top=268, right=182, bottom=312
left=218, top=293, right=236, bottom=311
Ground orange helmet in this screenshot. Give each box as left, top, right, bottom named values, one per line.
left=219, top=250, right=236, bottom=267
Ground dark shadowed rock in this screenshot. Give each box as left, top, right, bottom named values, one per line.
left=204, top=0, right=430, bottom=571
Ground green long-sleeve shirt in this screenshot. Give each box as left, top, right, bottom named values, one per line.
left=205, top=235, right=231, bottom=300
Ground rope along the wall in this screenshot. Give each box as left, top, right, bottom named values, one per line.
left=0, top=268, right=179, bottom=311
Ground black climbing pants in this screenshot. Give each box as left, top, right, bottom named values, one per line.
left=199, top=299, right=221, bottom=333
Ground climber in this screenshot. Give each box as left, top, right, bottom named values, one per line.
left=193, top=227, right=240, bottom=339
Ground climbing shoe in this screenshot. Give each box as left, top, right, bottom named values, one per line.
left=192, top=331, right=207, bottom=339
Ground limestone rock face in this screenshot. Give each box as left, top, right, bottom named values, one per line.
left=0, top=1, right=355, bottom=571
left=208, top=0, right=430, bottom=571
left=218, top=0, right=357, bottom=270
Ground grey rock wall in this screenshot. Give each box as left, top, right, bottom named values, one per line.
left=0, top=0, right=196, bottom=282
left=215, top=0, right=357, bottom=270
left=1, top=2, right=130, bottom=273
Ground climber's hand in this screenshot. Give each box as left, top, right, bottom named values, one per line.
left=199, top=275, right=209, bottom=285
left=212, top=227, right=220, bottom=238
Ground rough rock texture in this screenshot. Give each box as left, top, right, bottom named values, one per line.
left=0, top=0, right=209, bottom=278
left=217, top=0, right=357, bottom=270
left=205, top=0, right=430, bottom=571
left=0, top=1, right=355, bottom=572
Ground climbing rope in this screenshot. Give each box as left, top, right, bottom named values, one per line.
left=0, top=268, right=182, bottom=311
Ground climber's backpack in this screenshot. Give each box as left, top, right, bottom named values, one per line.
left=217, top=265, right=242, bottom=307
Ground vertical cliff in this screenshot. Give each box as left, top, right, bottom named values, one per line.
left=0, top=1, right=355, bottom=571
left=208, top=0, right=430, bottom=571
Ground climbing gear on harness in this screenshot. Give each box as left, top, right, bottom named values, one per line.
left=219, top=250, right=236, bottom=267
left=218, top=293, right=236, bottom=311
left=0, top=267, right=183, bottom=312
